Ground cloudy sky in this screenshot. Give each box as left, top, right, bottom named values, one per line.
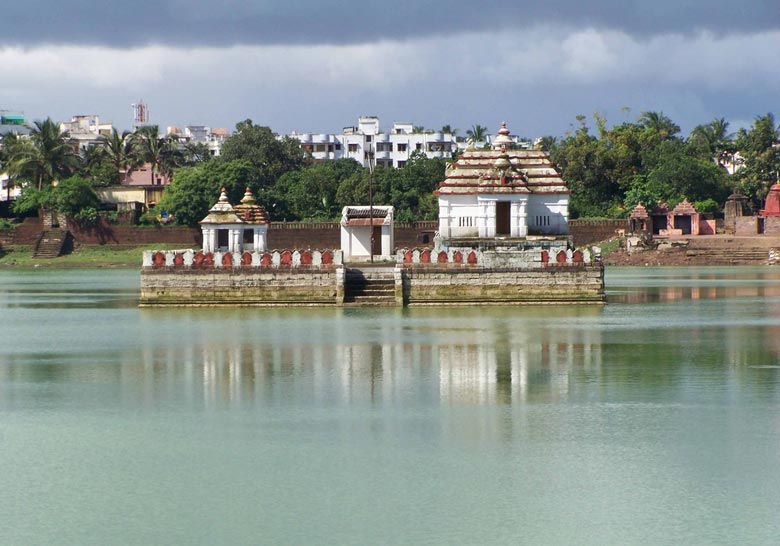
left=2, top=1, right=779, bottom=138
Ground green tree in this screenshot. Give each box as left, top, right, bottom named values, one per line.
left=99, top=128, right=140, bottom=184
left=734, top=113, right=780, bottom=205
left=13, top=175, right=100, bottom=222
left=219, top=120, right=308, bottom=188
left=156, top=159, right=254, bottom=226
left=466, top=124, right=488, bottom=142
left=688, top=118, right=735, bottom=169
left=132, top=126, right=180, bottom=185
left=8, top=118, right=78, bottom=190
left=441, top=125, right=458, bottom=137
left=273, top=159, right=362, bottom=220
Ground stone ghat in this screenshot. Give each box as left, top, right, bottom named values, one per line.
left=140, top=247, right=605, bottom=306
left=142, top=249, right=343, bottom=269
left=400, top=264, right=605, bottom=305
left=395, top=247, right=595, bottom=267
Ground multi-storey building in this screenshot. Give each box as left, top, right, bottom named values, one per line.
left=290, top=116, right=457, bottom=168
left=166, top=125, right=228, bottom=157
left=60, top=115, right=113, bottom=150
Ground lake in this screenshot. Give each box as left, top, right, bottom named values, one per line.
left=2, top=266, right=780, bottom=545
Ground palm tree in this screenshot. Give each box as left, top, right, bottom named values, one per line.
left=441, top=125, right=458, bottom=137
left=99, top=128, right=139, bottom=184
left=689, top=118, right=734, bottom=169
left=638, top=111, right=680, bottom=140
left=466, top=124, right=488, bottom=142
left=9, top=118, right=78, bottom=190
left=132, top=126, right=178, bottom=185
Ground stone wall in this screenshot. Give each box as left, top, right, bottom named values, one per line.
left=765, top=216, right=780, bottom=235
left=400, top=264, right=605, bottom=305
left=141, top=268, right=343, bottom=307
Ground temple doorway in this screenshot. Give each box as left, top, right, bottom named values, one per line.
left=674, top=215, right=692, bottom=235
left=496, top=202, right=511, bottom=236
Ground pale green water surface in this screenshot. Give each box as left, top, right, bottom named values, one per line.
left=2, top=267, right=780, bottom=545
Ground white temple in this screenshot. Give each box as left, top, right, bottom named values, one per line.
left=200, top=187, right=269, bottom=253
left=340, top=206, right=394, bottom=261
left=436, top=122, right=569, bottom=240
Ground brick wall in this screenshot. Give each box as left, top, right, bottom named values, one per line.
left=568, top=219, right=629, bottom=246
left=4, top=217, right=619, bottom=249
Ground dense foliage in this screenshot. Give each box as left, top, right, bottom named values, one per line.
left=548, top=112, right=737, bottom=218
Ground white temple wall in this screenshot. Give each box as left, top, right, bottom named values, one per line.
left=340, top=224, right=393, bottom=260
left=526, top=194, right=570, bottom=235
left=438, top=195, right=481, bottom=238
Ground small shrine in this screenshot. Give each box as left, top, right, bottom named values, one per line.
left=669, top=199, right=700, bottom=236
left=629, top=203, right=650, bottom=234
left=340, top=206, right=394, bottom=261
left=200, top=187, right=269, bottom=253
left=435, top=122, right=569, bottom=241
left=724, top=189, right=751, bottom=234
left=759, top=183, right=780, bottom=217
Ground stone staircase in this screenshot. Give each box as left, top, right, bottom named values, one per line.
left=33, top=229, right=71, bottom=258
left=343, top=266, right=397, bottom=306
left=684, top=237, right=774, bottom=265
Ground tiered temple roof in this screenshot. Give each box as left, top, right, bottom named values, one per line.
left=435, top=122, right=569, bottom=196
left=629, top=203, right=649, bottom=219
left=234, top=187, right=270, bottom=224
left=199, top=187, right=269, bottom=225
left=672, top=198, right=698, bottom=215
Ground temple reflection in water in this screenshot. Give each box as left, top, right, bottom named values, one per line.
left=117, top=311, right=604, bottom=408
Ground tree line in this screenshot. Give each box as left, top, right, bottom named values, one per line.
left=2, top=112, right=780, bottom=225
left=545, top=112, right=780, bottom=218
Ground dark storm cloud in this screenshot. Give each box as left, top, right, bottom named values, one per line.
left=4, top=0, right=780, bottom=47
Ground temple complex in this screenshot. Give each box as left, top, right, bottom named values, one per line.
left=140, top=120, right=604, bottom=307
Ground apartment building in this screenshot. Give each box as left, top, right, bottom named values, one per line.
left=290, top=116, right=457, bottom=168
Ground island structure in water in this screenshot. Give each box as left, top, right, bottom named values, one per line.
left=140, top=122, right=604, bottom=306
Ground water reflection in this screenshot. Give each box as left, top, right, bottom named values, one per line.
left=2, top=267, right=780, bottom=412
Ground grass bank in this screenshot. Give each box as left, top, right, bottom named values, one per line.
left=0, top=244, right=186, bottom=268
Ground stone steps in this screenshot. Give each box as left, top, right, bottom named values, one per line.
left=33, top=229, right=70, bottom=258
left=685, top=248, right=768, bottom=263
left=344, top=267, right=397, bottom=306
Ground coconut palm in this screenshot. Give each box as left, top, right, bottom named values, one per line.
left=466, top=124, right=488, bottom=142
left=99, top=128, right=140, bottom=184
left=9, top=117, right=78, bottom=190
left=132, top=126, right=179, bottom=185
left=689, top=118, right=735, bottom=169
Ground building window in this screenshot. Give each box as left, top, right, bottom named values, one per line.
left=335, top=143, right=342, bottom=150
left=397, top=161, right=406, bottom=168
left=397, top=143, right=407, bottom=152
left=348, top=144, right=358, bottom=152
left=535, top=215, right=550, bottom=226
left=366, top=135, right=372, bottom=142
left=416, top=143, right=422, bottom=150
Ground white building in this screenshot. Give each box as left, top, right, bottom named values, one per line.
left=167, top=125, right=228, bottom=157
left=340, top=205, right=394, bottom=260
left=60, top=115, right=113, bottom=150
left=436, top=122, right=569, bottom=240
left=290, top=116, right=457, bottom=168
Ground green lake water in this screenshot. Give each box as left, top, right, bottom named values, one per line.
left=2, top=266, right=780, bottom=545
